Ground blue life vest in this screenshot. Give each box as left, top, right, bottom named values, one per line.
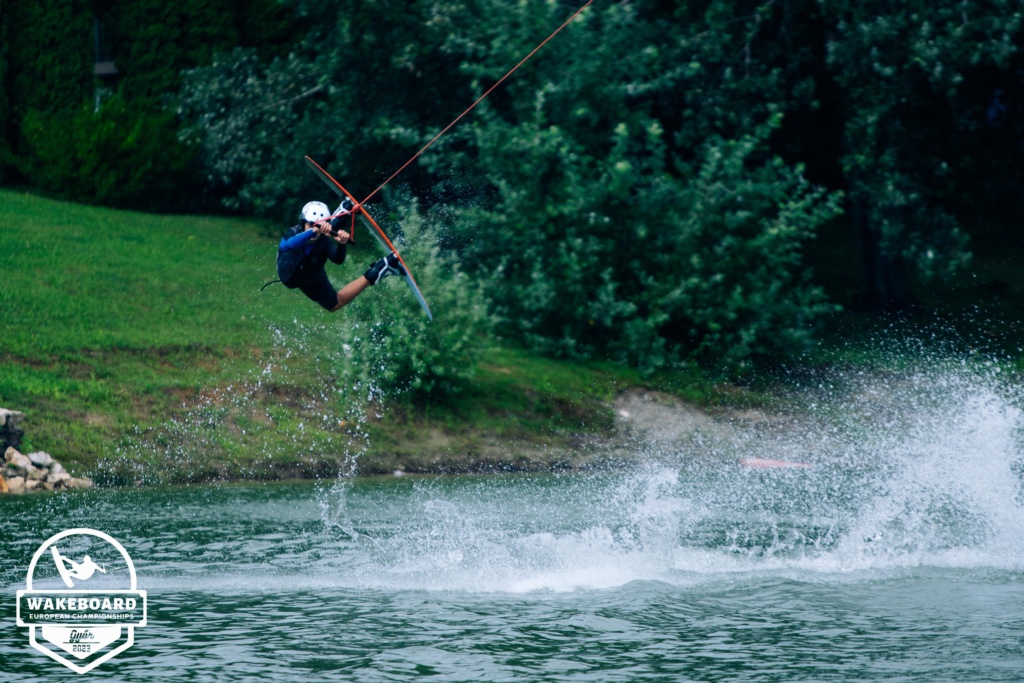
left=277, top=224, right=346, bottom=287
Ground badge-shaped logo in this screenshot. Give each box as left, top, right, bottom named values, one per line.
left=16, top=528, right=147, bottom=673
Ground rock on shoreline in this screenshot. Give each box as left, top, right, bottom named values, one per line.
left=2, top=446, right=93, bottom=494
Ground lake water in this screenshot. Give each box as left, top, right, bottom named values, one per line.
left=2, top=364, right=1023, bottom=681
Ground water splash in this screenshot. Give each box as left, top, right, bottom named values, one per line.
left=80, top=341, right=1024, bottom=594
left=309, top=358, right=1024, bottom=592
left=106, top=320, right=376, bottom=484
left=833, top=381, right=1024, bottom=571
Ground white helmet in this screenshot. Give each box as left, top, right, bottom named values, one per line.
left=300, top=201, right=330, bottom=223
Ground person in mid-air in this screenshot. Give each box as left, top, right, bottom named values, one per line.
left=277, top=199, right=405, bottom=312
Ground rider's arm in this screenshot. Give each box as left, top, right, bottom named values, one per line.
left=279, top=228, right=316, bottom=251
left=329, top=242, right=347, bottom=265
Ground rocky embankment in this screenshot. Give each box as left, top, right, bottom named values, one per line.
left=2, top=447, right=94, bottom=493
left=0, top=408, right=93, bottom=494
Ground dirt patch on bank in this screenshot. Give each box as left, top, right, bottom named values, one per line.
left=361, top=389, right=799, bottom=475
left=608, top=388, right=808, bottom=465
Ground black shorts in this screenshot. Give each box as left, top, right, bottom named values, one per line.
left=290, top=269, right=338, bottom=311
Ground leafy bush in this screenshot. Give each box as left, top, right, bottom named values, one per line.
left=451, top=113, right=841, bottom=376
left=334, top=196, right=496, bottom=399
left=20, top=96, right=198, bottom=210
left=642, top=119, right=843, bottom=373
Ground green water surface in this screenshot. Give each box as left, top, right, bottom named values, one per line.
left=1, top=467, right=1021, bottom=682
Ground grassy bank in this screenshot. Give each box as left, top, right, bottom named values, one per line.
left=4, top=190, right=1018, bottom=485
left=0, top=189, right=742, bottom=484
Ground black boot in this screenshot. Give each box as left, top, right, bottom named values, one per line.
left=364, top=252, right=406, bottom=285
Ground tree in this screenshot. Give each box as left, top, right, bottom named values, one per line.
left=104, top=0, right=239, bottom=101
left=20, top=95, right=198, bottom=210
left=178, top=0, right=843, bottom=375
left=4, top=0, right=93, bottom=123
left=179, top=0, right=477, bottom=217
left=437, top=1, right=841, bottom=373
left=0, top=0, right=10, bottom=181
left=0, top=0, right=302, bottom=206
left=819, top=0, right=1023, bottom=307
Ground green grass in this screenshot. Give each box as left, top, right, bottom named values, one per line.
left=6, top=189, right=1018, bottom=483
left=6, top=187, right=1022, bottom=485
left=0, top=189, right=735, bottom=483
left=0, top=189, right=330, bottom=480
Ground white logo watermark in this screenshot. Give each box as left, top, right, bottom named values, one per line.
left=16, top=528, right=147, bottom=674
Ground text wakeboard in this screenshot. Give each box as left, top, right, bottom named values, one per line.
left=304, top=156, right=432, bottom=321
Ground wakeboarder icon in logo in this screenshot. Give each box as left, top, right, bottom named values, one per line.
left=16, top=528, right=147, bottom=674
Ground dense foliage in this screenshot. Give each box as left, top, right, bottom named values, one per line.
left=0, top=0, right=301, bottom=206
left=179, top=0, right=848, bottom=375
left=820, top=0, right=1024, bottom=305
left=5, top=0, right=1024, bottom=381
left=0, top=2, right=10, bottom=182
left=21, top=96, right=198, bottom=210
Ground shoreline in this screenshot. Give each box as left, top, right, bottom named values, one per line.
left=5, top=388, right=792, bottom=490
